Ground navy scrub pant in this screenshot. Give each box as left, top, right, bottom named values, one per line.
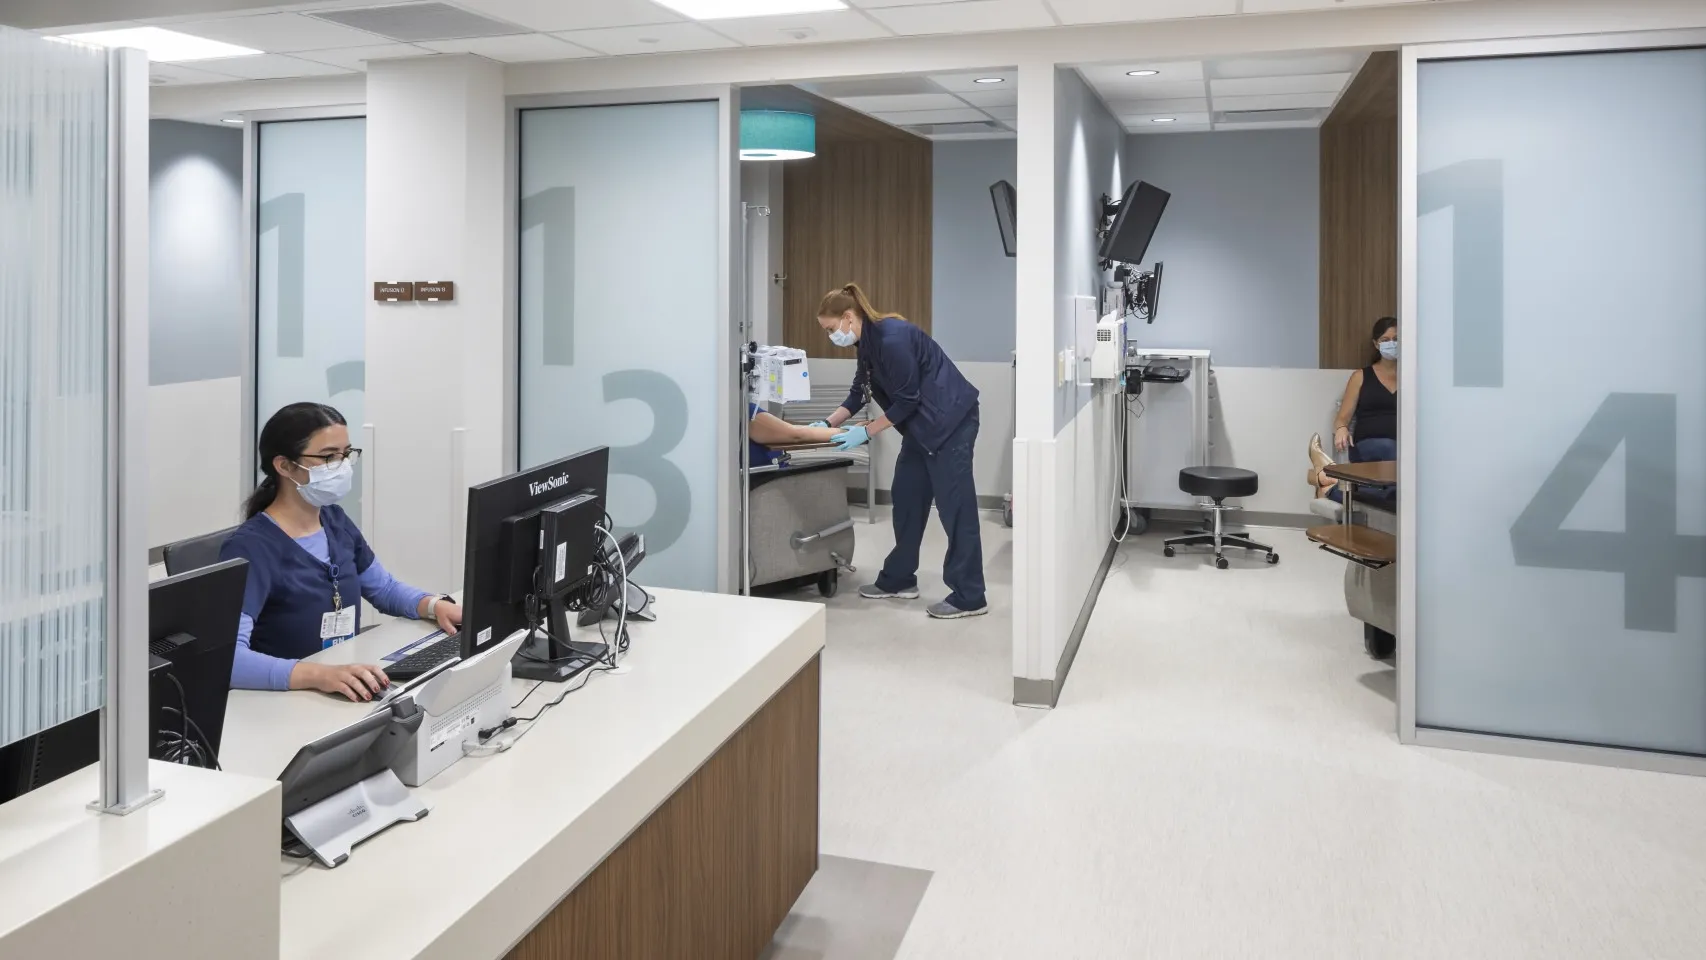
left=875, top=408, right=987, bottom=611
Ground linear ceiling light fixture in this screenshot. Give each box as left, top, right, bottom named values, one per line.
left=740, top=110, right=815, bottom=161
left=652, top=0, right=845, bottom=19
left=59, top=27, right=261, bottom=62
left=974, top=77, right=1005, bottom=84
left=1151, top=117, right=1176, bottom=123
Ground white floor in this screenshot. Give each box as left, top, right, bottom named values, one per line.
left=777, top=511, right=1706, bottom=959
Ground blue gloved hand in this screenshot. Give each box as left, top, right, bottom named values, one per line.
left=832, top=425, right=870, bottom=451
left=808, top=420, right=830, bottom=429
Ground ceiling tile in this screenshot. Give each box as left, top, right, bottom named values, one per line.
left=1049, top=0, right=1235, bottom=25
left=148, top=62, right=246, bottom=85
left=167, top=13, right=387, bottom=52
left=293, top=43, right=436, bottom=70
left=1120, top=111, right=1211, bottom=125
left=1212, top=119, right=1321, bottom=129
left=553, top=22, right=739, bottom=55
left=38, top=21, right=141, bottom=35
left=1242, top=0, right=1428, bottom=11
left=1107, top=96, right=1208, bottom=114
left=870, top=107, right=992, bottom=124
left=851, top=0, right=975, bottom=7
left=708, top=10, right=892, bottom=46
left=983, top=105, right=1017, bottom=121
left=1094, top=79, right=1208, bottom=101
left=451, top=0, right=681, bottom=32
left=1208, top=52, right=1364, bottom=79
left=837, top=92, right=967, bottom=112
left=957, top=88, right=1017, bottom=107
left=929, top=70, right=1018, bottom=92
left=1211, top=91, right=1339, bottom=111
left=865, top=0, right=1055, bottom=36
left=1209, top=72, right=1350, bottom=97
left=187, top=53, right=353, bottom=80
left=804, top=76, right=942, bottom=97
left=422, top=33, right=598, bottom=61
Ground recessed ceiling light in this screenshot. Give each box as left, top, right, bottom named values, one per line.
left=1127, top=69, right=1160, bottom=77
left=1151, top=117, right=1176, bottom=123
left=974, top=77, right=1005, bottom=84
left=651, top=0, right=846, bottom=19
left=59, top=27, right=261, bottom=63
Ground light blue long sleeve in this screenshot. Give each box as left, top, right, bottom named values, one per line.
left=227, top=524, right=435, bottom=692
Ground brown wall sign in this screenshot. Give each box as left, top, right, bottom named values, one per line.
left=373, top=281, right=414, bottom=302
left=414, top=281, right=455, bottom=302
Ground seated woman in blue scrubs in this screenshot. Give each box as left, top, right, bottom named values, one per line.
left=220, top=402, right=461, bottom=702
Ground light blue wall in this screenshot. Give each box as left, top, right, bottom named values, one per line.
left=150, top=119, right=244, bottom=386
left=932, top=138, right=1017, bottom=363
left=1054, top=68, right=1128, bottom=432
left=1124, top=129, right=1320, bottom=368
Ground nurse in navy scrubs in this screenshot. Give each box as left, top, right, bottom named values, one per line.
left=220, top=402, right=462, bottom=701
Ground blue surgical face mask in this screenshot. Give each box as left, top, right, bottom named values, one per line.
left=292, top=459, right=354, bottom=507
left=1377, top=340, right=1399, bottom=361
left=828, top=318, right=857, bottom=348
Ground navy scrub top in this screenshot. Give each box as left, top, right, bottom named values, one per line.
left=219, top=504, right=373, bottom=662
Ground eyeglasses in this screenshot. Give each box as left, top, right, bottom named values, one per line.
left=297, top=448, right=362, bottom=467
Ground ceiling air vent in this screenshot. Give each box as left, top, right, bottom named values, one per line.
left=1214, top=108, right=1323, bottom=125
left=902, top=120, right=1010, bottom=137
left=309, top=2, right=520, bottom=42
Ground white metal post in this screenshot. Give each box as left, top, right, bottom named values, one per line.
left=96, top=46, right=159, bottom=815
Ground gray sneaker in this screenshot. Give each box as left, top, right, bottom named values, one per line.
left=927, top=600, right=989, bottom=619
left=858, top=583, right=919, bottom=600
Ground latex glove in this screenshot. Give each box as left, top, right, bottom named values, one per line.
left=808, top=420, right=830, bottom=429
left=832, top=425, right=870, bottom=451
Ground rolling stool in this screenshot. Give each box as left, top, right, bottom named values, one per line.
left=1163, top=466, right=1279, bottom=569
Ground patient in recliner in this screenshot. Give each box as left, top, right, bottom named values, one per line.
left=1308, top=316, right=1398, bottom=509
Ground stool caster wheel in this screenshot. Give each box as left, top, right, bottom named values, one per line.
left=1163, top=546, right=1175, bottom=558
left=1266, top=553, right=1280, bottom=565
left=1215, top=556, right=1229, bottom=570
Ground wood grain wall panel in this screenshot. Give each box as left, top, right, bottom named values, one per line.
left=1319, top=51, right=1399, bottom=370
left=782, top=140, right=933, bottom=359
left=505, top=655, right=820, bottom=960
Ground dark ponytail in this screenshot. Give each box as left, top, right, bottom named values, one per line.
left=245, top=402, right=347, bottom=519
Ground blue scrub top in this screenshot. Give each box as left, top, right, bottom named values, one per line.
left=749, top=403, right=783, bottom=468
left=840, top=317, right=979, bottom=453
left=219, top=505, right=373, bottom=663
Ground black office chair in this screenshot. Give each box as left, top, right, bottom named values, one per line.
left=1163, top=467, right=1279, bottom=569
left=161, top=526, right=239, bottom=577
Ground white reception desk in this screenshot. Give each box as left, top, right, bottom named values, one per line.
left=0, top=587, right=825, bottom=960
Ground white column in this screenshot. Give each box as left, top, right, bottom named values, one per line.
left=1012, top=61, right=1059, bottom=701
left=363, top=56, right=506, bottom=593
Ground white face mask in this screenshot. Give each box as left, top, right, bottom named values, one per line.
left=828, top=317, right=857, bottom=348
left=292, top=459, right=353, bottom=507
left=1377, top=340, right=1399, bottom=361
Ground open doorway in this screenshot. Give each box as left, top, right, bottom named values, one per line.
left=738, top=69, right=1019, bottom=619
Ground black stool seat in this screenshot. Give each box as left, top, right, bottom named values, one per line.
left=1179, top=466, right=1259, bottom=501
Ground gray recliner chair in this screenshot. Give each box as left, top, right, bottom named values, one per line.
left=748, top=458, right=858, bottom=598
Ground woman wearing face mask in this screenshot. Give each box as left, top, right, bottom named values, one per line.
left=1309, top=316, right=1399, bottom=503
left=816, top=283, right=987, bottom=620
left=219, top=402, right=461, bottom=701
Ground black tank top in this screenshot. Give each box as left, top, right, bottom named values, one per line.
left=1354, top=365, right=1397, bottom=442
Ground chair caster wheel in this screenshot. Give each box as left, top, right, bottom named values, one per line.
left=1215, top=556, right=1229, bottom=570
left=1163, top=546, right=1175, bottom=558
left=1267, top=553, right=1280, bottom=565
left=817, top=570, right=840, bottom=598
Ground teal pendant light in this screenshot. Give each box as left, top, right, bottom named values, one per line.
left=740, top=110, right=815, bottom=161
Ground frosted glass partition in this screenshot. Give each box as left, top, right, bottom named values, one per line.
left=0, top=29, right=110, bottom=747
left=518, top=102, right=722, bottom=591
left=1413, top=47, right=1706, bottom=755
left=255, top=117, right=367, bottom=523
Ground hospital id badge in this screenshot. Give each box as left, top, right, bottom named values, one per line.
left=320, top=607, right=356, bottom=648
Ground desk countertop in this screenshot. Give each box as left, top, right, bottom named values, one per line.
left=220, top=587, right=826, bottom=960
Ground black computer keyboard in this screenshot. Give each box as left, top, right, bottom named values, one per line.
left=385, top=637, right=461, bottom=683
